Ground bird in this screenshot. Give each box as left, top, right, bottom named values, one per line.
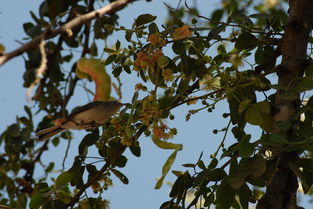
left=36, top=101, right=126, bottom=140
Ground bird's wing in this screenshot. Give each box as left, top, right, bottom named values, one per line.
left=66, top=101, right=103, bottom=121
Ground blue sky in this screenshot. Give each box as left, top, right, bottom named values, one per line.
left=0, top=0, right=311, bottom=208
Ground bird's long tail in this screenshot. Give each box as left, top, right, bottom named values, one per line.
left=36, top=126, right=65, bottom=141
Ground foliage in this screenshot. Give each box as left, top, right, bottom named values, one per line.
left=1, top=0, right=313, bottom=208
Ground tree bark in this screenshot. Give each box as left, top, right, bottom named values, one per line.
left=257, top=0, right=313, bottom=208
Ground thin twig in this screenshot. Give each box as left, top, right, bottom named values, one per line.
left=62, top=139, right=72, bottom=171
left=169, top=88, right=225, bottom=110
left=214, top=119, right=231, bottom=156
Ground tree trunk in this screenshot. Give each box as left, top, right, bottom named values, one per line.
left=257, top=1, right=313, bottom=209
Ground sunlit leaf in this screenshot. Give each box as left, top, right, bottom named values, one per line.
left=155, top=150, right=179, bottom=189
left=172, top=25, right=192, bottom=41
left=151, top=136, right=183, bottom=150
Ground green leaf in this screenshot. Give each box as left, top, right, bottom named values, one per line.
left=304, top=58, right=313, bottom=77
left=291, top=77, right=313, bottom=92
left=86, top=164, right=98, bottom=181
left=172, top=41, right=185, bottom=55
left=29, top=192, right=45, bottom=209
left=247, top=155, right=266, bottom=178
left=245, top=105, right=263, bottom=125
left=90, top=42, right=98, bottom=56
left=56, top=191, right=72, bottom=204
left=232, top=126, right=246, bottom=140
left=227, top=86, right=256, bottom=128
left=129, top=144, right=141, bottom=157
left=24, top=105, right=32, bottom=120
left=26, top=25, right=42, bottom=38
left=56, top=171, right=73, bottom=186
left=254, top=101, right=270, bottom=113
left=211, top=9, right=224, bottom=22
left=207, top=168, right=227, bottom=181
left=182, top=163, right=195, bottom=168
left=45, top=162, right=54, bottom=173
left=103, top=48, right=115, bottom=53
left=239, top=135, right=255, bottom=158
left=238, top=184, right=249, bottom=209
left=125, top=30, right=133, bottom=41
left=206, top=159, right=217, bottom=170
left=228, top=170, right=247, bottom=189
left=104, top=54, right=117, bottom=65
left=114, top=155, right=128, bottom=168
left=249, top=13, right=272, bottom=19
left=113, top=66, right=123, bottom=77
left=197, top=160, right=206, bottom=170
left=288, top=162, right=311, bottom=193
left=151, top=136, right=183, bottom=150
left=78, top=131, right=100, bottom=155
left=260, top=113, right=274, bottom=132
left=169, top=174, right=184, bottom=198
left=216, top=179, right=236, bottom=209
left=115, top=40, right=121, bottom=50
left=157, top=56, right=169, bottom=68
left=169, top=172, right=193, bottom=204
left=135, top=14, right=157, bottom=26
left=207, top=25, right=226, bottom=41
left=123, top=65, right=131, bottom=74
left=148, top=22, right=159, bottom=34
left=217, top=44, right=227, bottom=54
left=155, top=150, right=179, bottom=189
left=111, top=169, right=129, bottom=184
left=232, top=13, right=253, bottom=26
left=269, top=134, right=289, bottom=144
left=34, top=182, right=50, bottom=193
left=235, top=32, right=258, bottom=51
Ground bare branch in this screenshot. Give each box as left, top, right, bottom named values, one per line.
left=0, top=0, right=136, bottom=66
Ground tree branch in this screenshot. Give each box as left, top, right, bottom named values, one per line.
left=257, top=1, right=313, bottom=209
left=0, top=0, right=136, bottom=66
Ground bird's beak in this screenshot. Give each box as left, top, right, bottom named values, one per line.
left=122, top=103, right=131, bottom=107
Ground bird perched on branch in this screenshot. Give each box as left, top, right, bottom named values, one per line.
left=36, top=101, right=126, bottom=140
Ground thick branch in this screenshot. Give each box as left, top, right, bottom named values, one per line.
left=274, top=0, right=313, bottom=122
left=258, top=1, right=313, bottom=209
left=0, top=0, right=136, bottom=66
